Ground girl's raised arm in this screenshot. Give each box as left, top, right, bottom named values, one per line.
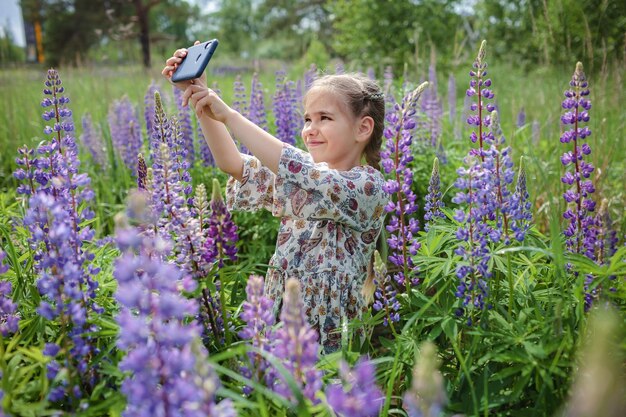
left=184, top=85, right=285, bottom=175
left=162, top=48, right=245, bottom=180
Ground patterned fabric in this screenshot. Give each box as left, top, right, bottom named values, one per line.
left=227, top=144, right=388, bottom=353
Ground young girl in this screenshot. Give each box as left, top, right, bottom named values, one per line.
left=163, top=48, right=388, bottom=353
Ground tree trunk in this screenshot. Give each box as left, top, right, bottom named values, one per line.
left=133, top=0, right=155, bottom=68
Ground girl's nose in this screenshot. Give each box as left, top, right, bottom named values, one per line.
left=303, top=122, right=317, bottom=137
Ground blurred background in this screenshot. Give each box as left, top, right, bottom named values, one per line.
left=1, top=0, right=624, bottom=76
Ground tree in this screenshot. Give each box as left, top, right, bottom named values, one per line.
left=329, top=0, right=462, bottom=75
left=476, top=0, right=626, bottom=71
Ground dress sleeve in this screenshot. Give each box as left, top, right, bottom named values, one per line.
left=226, top=154, right=275, bottom=212
left=272, top=144, right=387, bottom=231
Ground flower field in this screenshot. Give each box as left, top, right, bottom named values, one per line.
left=0, top=41, right=624, bottom=417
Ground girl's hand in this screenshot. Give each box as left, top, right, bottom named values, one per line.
left=183, top=85, right=234, bottom=124
left=161, top=41, right=207, bottom=90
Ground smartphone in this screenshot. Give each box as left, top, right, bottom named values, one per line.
left=171, top=39, right=219, bottom=83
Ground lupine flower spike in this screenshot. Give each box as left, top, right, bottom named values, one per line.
left=424, top=157, right=445, bottom=231
left=15, top=69, right=102, bottom=405
left=466, top=40, right=495, bottom=161
left=509, top=156, right=532, bottom=242
left=238, top=275, right=275, bottom=395
left=108, top=96, right=142, bottom=173
left=0, top=251, right=19, bottom=337
left=267, top=278, right=323, bottom=404
left=248, top=72, right=268, bottom=131
left=273, top=70, right=299, bottom=146
left=560, top=62, right=597, bottom=311
left=381, top=82, right=428, bottom=291
left=372, top=250, right=400, bottom=329
left=404, top=341, right=446, bottom=417
left=560, top=62, right=595, bottom=257
left=114, top=195, right=234, bottom=417
left=326, top=357, right=384, bottom=417
left=79, top=113, right=108, bottom=169
left=174, top=87, right=196, bottom=165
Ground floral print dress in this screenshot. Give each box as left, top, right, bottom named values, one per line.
left=226, top=144, right=388, bottom=353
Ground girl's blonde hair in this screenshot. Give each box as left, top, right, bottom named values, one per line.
left=305, top=73, right=385, bottom=170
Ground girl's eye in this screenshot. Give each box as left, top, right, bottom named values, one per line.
left=321, top=115, right=331, bottom=120
left=304, top=118, right=311, bottom=123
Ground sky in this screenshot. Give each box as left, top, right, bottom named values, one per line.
left=0, top=0, right=25, bottom=46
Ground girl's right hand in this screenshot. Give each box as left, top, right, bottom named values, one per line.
left=161, top=41, right=207, bottom=90
left=183, top=85, right=234, bottom=124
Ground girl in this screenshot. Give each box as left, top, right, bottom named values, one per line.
left=163, top=49, right=388, bottom=353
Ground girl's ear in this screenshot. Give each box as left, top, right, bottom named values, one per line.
left=356, top=115, right=375, bottom=143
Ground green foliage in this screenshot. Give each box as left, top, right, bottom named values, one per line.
left=0, top=29, right=25, bottom=65
left=329, top=0, right=463, bottom=75
left=477, top=0, right=626, bottom=71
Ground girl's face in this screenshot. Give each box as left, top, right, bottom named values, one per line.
left=302, top=88, right=370, bottom=170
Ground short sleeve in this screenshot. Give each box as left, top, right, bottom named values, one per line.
left=272, top=144, right=387, bottom=231
left=226, top=154, right=275, bottom=212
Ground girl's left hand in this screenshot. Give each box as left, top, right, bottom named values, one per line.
left=183, top=85, right=233, bottom=123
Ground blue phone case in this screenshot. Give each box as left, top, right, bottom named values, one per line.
left=171, top=39, right=219, bottom=83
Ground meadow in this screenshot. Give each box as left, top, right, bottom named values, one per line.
left=0, top=41, right=624, bottom=417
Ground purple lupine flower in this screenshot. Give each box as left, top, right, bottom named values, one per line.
left=0, top=251, right=19, bottom=337
left=137, top=153, right=147, bottom=190
left=448, top=73, right=456, bottom=126
left=335, top=62, right=345, bottom=74
left=114, top=211, right=234, bottom=417
left=372, top=251, right=400, bottom=328
left=484, top=110, right=517, bottom=244
left=144, top=81, right=162, bottom=138
left=421, top=64, right=443, bottom=148
left=593, top=199, right=619, bottom=292
left=326, top=357, right=384, bottom=417
left=149, top=91, right=193, bottom=212
left=452, top=156, right=493, bottom=319
left=79, top=113, right=108, bottom=168
left=304, top=63, right=318, bottom=92
left=197, top=125, right=215, bottom=167
left=238, top=275, right=275, bottom=395
left=108, top=96, right=143, bottom=173
left=174, top=87, right=196, bottom=165
left=466, top=40, right=495, bottom=161
left=203, top=179, right=238, bottom=268
left=198, top=83, right=220, bottom=167
left=383, top=65, right=397, bottom=112
left=516, top=107, right=526, bottom=127
left=381, top=82, right=428, bottom=290
left=13, top=69, right=102, bottom=404
left=509, top=156, right=533, bottom=242
left=403, top=341, right=446, bottom=417
left=233, top=75, right=250, bottom=154
left=248, top=72, right=268, bottom=131
left=24, top=192, right=101, bottom=403
left=267, top=278, right=323, bottom=404
left=13, top=146, right=38, bottom=196
left=149, top=94, right=230, bottom=346
left=424, top=158, right=445, bottom=231
left=532, top=120, right=540, bottom=146
left=188, top=182, right=228, bottom=346
left=560, top=62, right=596, bottom=262
left=273, top=70, right=300, bottom=146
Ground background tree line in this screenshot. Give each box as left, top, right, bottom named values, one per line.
left=9, top=0, right=626, bottom=73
